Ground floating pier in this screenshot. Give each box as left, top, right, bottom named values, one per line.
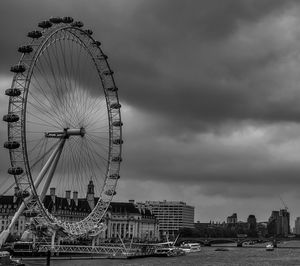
left=37, top=243, right=157, bottom=259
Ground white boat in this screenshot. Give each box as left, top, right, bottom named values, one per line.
left=180, top=243, right=201, bottom=253
left=266, top=243, right=274, bottom=251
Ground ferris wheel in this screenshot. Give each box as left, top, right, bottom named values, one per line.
left=2, top=17, right=122, bottom=239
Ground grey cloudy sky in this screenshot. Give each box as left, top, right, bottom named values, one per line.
left=1, top=0, right=300, bottom=223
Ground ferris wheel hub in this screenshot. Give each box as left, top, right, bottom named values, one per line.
left=45, top=127, right=86, bottom=138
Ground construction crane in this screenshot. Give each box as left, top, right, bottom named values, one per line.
left=279, top=195, right=288, bottom=211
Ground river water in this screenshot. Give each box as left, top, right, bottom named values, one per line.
left=23, top=245, right=300, bottom=266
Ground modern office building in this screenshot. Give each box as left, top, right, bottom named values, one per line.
left=267, top=209, right=290, bottom=237
left=137, top=200, right=195, bottom=238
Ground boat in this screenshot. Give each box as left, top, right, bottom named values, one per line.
left=266, top=243, right=274, bottom=251
left=180, top=243, right=201, bottom=253
left=0, top=251, right=25, bottom=265
left=154, top=247, right=186, bottom=257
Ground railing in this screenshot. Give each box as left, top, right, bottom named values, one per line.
left=38, top=243, right=157, bottom=257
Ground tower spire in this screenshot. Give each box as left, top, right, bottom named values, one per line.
left=86, top=178, right=95, bottom=210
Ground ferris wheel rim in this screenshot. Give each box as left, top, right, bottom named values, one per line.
left=5, top=18, right=122, bottom=236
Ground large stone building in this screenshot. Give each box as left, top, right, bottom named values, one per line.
left=137, top=200, right=195, bottom=238
left=0, top=192, right=25, bottom=237
left=0, top=182, right=159, bottom=242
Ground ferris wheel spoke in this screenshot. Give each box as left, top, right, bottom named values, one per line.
left=27, top=99, right=65, bottom=128
left=86, top=132, right=110, bottom=137
left=26, top=109, right=65, bottom=129
left=81, top=140, right=106, bottom=188
left=58, top=39, right=75, bottom=120
left=27, top=86, right=66, bottom=126
left=68, top=139, right=87, bottom=193
left=67, top=38, right=81, bottom=123
left=85, top=134, right=110, bottom=150
left=42, top=44, right=67, bottom=113
left=51, top=39, right=70, bottom=115
left=29, top=140, right=60, bottom=174
left=30, top=73, right=66, bottom=123
left=27, top=136, right=45, bottom=155
left=79, top=97, right=108, bottom=125
left=30, top=74, right=61, bottom=114
left=76, top=144, right=93, bottom=193
left=52, top=39, right=77, bottom=125
left=86, top=124, right=111, bottom=131
left=33, top=60, right=64, bottom=111
left=82, top=137, right=106, bottom=174
left=27, top=120, right=60, bottom=129
left=83, top=138, right=110, bottom=173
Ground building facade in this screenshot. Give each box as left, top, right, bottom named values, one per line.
left=294, top=217, right=300, bottom=235
left=247, top=214, right=257, bottom=237
left=227, top=213, right=237, bottom=224
left=0, top=182, right=159, bottom=242
left=0, top=194, right=25, bottom=237
left=137, top=200, right=195, bottom=238
left=267, top=209, right=290, bottom=237
left=101, top=201, right=159, bottom=242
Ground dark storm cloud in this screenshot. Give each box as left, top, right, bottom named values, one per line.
left=103, top=0, right=300, bottom=134
left=1, top=0, right=300, bottom=221
left=0, top=0, right=298, bottom=130
left=138, top=0, right=293, bottom=41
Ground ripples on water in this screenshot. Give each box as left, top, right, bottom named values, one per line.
left=24, top=242, right=300, bottom=266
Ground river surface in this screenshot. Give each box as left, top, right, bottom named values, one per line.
left=23, top=245, right=300, bottom=266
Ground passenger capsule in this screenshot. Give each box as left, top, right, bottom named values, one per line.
left=18, top=45, right=33, bottom=53
left=92, top=41, right=101, bottom=47
left=71, top=21, right=84, bottom=28
left=49, top=17, right=63, bottom=24
left=62, top=16, right=74, bottom=23
left=105, top=189, right=116, bottom=196
left=15, top=190, right=30, bottom=199
left=112, top=121, right=123, bottom=127
left=3, top=114, right=19, bottom=122
left=5, top=88, right=21, bottom=97
left=103, top=70, right=114, bottom=76
left=107, top=86, right=118, bottom=92
left=109, top=174, right=120, bottom=179
left=8, top=167, right=23, bottom=175
left=27, top=30, right=42, bottom=39
left=38, top=20, right=52, bottom=29
left=110, top=103, right=121, bottom=109
left=10, top=64, right=26, bottom=73
left=113, top=139, right=123, bottom=145
left=112, top=156, right=122, bottom=162
left=84, top=29, right=93, bottom=35
left=4, top=141, right=20, bottom=149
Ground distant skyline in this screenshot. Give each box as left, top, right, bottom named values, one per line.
left=1, top=0, right=300, bottom=223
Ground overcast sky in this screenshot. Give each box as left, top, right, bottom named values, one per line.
left=1, top=0, right=300, bottom=224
